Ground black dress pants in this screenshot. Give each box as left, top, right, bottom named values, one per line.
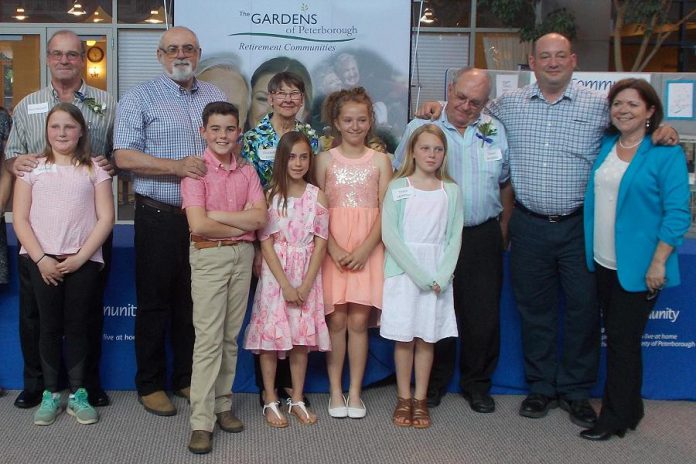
left=134, top=200, right=194, bottom=396
left=595, top=263, right=656, bottom=431
left=28, top=259, right=100, bottom=391
left=429, top=218, right=503, bottom=396
left=18, top=233, right=112, bottom=393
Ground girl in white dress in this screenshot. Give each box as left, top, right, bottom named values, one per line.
left=381, top=124, right=463, bottom=429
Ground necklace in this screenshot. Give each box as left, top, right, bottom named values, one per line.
left=618, top=137, right=642, bottom=149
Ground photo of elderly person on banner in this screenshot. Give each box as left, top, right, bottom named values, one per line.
left=197, top=53, right=250, bottom=131
left=311, top=49, right=408, bottom=139
left=582, top=78, right=690, bottom=441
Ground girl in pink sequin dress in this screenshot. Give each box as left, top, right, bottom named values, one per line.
left=315, top=88, right=393, bottom=419
left=244, top=131, right=330, bottom=427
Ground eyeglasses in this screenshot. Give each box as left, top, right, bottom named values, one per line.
left=271, top=91, right=303, bottom=101
left=453, top=93, right=485, bottom=110
left=158, top=44, right=198, bottom=58
left=48, top=50, right=83, bottom=61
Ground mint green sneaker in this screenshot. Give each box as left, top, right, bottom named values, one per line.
left=67, top=388, right=99, bottom=425
left=34, top=390, right=61, bottom=426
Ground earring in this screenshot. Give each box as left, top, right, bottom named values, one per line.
left=646, top=119, right=651, bottom=129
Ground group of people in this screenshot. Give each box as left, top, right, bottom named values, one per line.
left=1, top=24, right=690, bottom=456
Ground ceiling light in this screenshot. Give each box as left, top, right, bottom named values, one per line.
left=68, top=2, right=87, bottom=16
left=12, top=7, right=28, bottom=21
left=420, top=7, right=437, bottom=25
left=144, top=7, right=164, bottom=24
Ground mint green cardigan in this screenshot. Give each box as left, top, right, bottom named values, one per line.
left=382, top=177, right=464, bottom=291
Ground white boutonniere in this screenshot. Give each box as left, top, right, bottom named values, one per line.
left=75, top=91, right=107, bottom=115
left=476, top=119, right=497, bottom=147
left=298, top=123, right=316, bottom=140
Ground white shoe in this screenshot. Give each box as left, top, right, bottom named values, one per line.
left=328, top=395, right=348, bottom=418
left=347, top=398, right=366, bottom=419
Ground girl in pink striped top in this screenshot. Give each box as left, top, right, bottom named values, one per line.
left=13, top=103, right=114, bottom=426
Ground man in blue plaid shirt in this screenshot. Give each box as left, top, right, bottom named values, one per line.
left=114, top=26, right=226, bottom=418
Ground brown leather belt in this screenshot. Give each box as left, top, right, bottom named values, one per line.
left=135, top=193, right=184, bottom=215
left=190, top=234, right=240, bottom=250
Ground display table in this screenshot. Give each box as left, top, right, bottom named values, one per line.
left=1, top=225, right=694, bottom=399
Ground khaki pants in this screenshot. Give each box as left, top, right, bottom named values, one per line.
left=189, top=242, right=253, bottom=432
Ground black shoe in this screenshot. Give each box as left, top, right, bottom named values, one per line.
left=426, top=388, right=444, bottom=408
left=519, top=393, right=558, bottom=418
left=580, top=427, right=626, bottom=441
left=462, top=391, right=495, bottom=413
left=559, top=398, right=597, bottom=428
left=14, top=390, right=43, bottom=409
left=87, top=387, right=111, bottom=407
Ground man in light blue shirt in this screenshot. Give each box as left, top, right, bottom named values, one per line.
left=395, top=67, right=513, bottom=413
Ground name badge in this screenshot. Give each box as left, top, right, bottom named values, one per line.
left=34, top=163, right=57, bottom=175
left=484, top=147, right=502, bottom=162
left=28, top=102, right=49, bottom=115
left=258, top=147, right=276, bottom=161
left=392, top=187, right=414, bottom=201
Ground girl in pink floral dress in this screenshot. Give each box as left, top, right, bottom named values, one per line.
left=244, top=131, right=330, bottom=427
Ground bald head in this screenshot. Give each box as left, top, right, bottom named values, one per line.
left=446, top=67, right=491, bottom=131
left=451, top=67, right=492, bottom=95
left=529, top=33, right=576, bottom=97
left=46, top=30, right=85, bottom=88
left=157, top=26, right=201, bottom=88
left=531, top=33, right=572, bottom=57
left=48, top=30, right=85, bottom=55
left=159, top=26, right=199, bottom=49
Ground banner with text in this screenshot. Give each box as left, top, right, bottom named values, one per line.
left=175, top=0, right=411, bottom=150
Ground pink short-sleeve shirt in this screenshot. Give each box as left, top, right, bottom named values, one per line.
left=19, top=159, right=112, bottom=264
left=181, top=148, right=265, bottom=241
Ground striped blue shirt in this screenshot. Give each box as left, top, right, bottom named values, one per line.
left=394, top=113, right=509, bottom=227
left=113, top=74, right=226, bottom=207
left=6, top=82, right=116, bottom=159
left=487, top=81, right=608, bottom=216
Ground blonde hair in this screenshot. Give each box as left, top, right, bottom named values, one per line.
left=395, top=124, right=453, bottom=182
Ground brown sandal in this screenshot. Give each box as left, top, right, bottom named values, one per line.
left=411, top=398, right=431, bottom=429
left=392, top=397, right=412, bottom=427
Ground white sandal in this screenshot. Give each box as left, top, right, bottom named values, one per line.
left=287, top=398, right=317, bottom=425
left=262, top=400, right=288, bottom=428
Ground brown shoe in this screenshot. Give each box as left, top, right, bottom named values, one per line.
left=216, top=410, right=244, bottom=433
left=188, top=430, right=212, bottom=454
left=392, top=397, right=412, bottom=427
left=173, top=387, right=190, bottom=402
left=138, top=391, right=176, bottom=416
left=411, top=398, right=432, bottom=429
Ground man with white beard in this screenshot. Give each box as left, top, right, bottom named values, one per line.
left=113, top=26, right=226, bottom=416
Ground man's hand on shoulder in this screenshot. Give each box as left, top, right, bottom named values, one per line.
left=10, top=154, right=39, bottom=177
left=176, top=156, right=206, bottom=180
left=414, top=101, right=444, bottom=120
left=94, top=155, right=115, bottom=177
left=651, top=125, right=679, bottom=146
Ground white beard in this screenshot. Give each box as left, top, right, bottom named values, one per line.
left=162, top=59, right=194, bottom=83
